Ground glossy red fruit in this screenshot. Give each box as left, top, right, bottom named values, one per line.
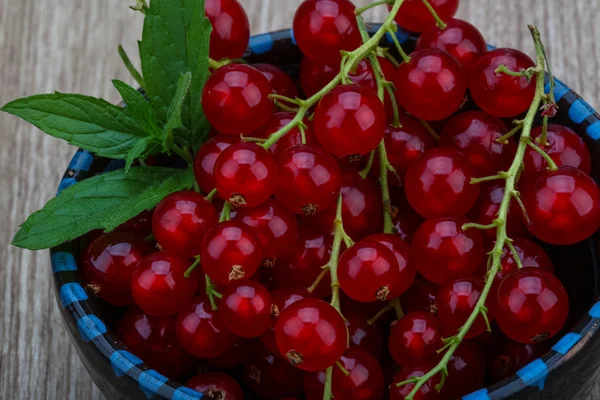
left=275, top=145, right=342, bottom=215
left=390, top=367, right=443, bottom=400
left=388, top=312, right=443, bottom=368
left=390, top=0, right=458, bottom=32
left=254, top=112, right=318, bottom=159
left=193, top=135, right=239, bottom=194
left=496, top=267, right=569, bottom=344
left=220, top=281, right=272, bottom=338
left=412, top=216, right=484, bottom=284
left=395, top=48, right=467, bottom=121
left=300, top=56, right=340, bottom=97
left=186, top=372, right=244, bottom=400
left=437, top=277, right=494, bottom=338
left=338, top=239, right=400, bottom=302
left=201, top=220, right=263, bottom=285
left=497, top=238, right=554, bottom=281
left=202, top=64, right=274, bottom=135
left=131, top=252, right=197, bottom=317
left=416, top=18, right=487, bottom=71
left=522, top=167, right=600, bottom=245
left=205, top=0, right=250, bottom=60
left=115, top=209, right=154, bottom=238
left=176, top=296, right=237, bottom=358
left=293, top=0, right=361, bottom=66
left=244, top=347, right=305, bottom=399
left=348, top=57, right=399, bottom=118
left=253, top=63, right=299, bottom=98
left=304, top=348, right=385, bottom=400
left=313, top=84, right=387, bottom=157
left=523, top=124, right=592, bottom=181
left=275, top=298, right=347, bottom=371
left=367, top=233, right=416, bottom=297
left=345, top=312, right=384, bottom=360
left=404, top=148, right=480, bottom=218
left=390, top=187, right=425, bottom=244
left=440, top=111, right=517, bottom=177
left=205, top=338, right=257, bottom=368
left=82, top=233, right=152, bottom=306
left=441, top=341, right=486, bottom=399
left=469, top=48, right=537, bottom=118
left=117, top=307, right=195, bottom=380
left=400, top=275, right=439, bottom=315
left=486, top=331, right=548, bottom=383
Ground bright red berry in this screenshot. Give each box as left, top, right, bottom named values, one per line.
left=300, top=56, right=340, bottom=97
left=243, top=347, right=305, bottom=399
left=390, top=367, right=443, bottom=400
left=486, top=331, right=548, bottom=383
left=345, top=312, right=384, bottom=360
left=440, top=341, right=486, bottom=399
left=347, top=57, right=399, bottom=119
left=219, top=280, right=272, bottom=338
left=202, top=64, right=274, bottom=135
left=400, top=275, right=439, bottom=315
left=367, top=233, right=416, bottom=297
left=205, top=0, right=250, bottom=60
left=193, top=135, right=239, bottom=194
left=253, top=63, right=299, bottom=98
left=497, top=238, right=554, bottom=281
left=185, top=372, right=244, bottom=400
left=388, top=312, right=443, bottom=368
left=390, top=0, right=459, bottom=32
left=254, top=112, right=318, bottom=159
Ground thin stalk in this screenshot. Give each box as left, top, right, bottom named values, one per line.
left=496, top=120, right=524, bottom=144
left=360, top=151, right=376, bottom=179
left=421, top=0, right=447, bottom=29
left=417, top=119, right=440, bottom=142
left=204, top=188, right=217, bottom=202
left=355, top=0, right=391, bottom=15
left=118, top=45, right=145, bottom=88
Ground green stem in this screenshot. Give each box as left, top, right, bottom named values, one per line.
left=118, top=45, right=145, bottom=88
left=205, top=274, right=221, bottom=311
left=367, top=304, right=393, bottom=325
left=470, top=173, right=508, bottom=184
left=204, top=188, right=217, bottom=202
left=417, top=118, right=440, bottom=142
left=220, top=202, right=232, bottom=222
left=506, top=240, right=524, bottom=269
left=184, top=257, right=201, bottom=278
left=307, top=266, right=330, bottom=294
left=169, top=143, right=193, bottom=165
left=386, top=27, right=411, bottom=63
left=209, top=58, right=226, bottom=69
left=378, top=143, right=395, bottom=233
left=525, top=139, right=558, bottom=170
left=496, top=120, right=524, bottom=144
left=390, top=297, right=404, bottom=319
left=421, top=0, right=447, bottom=29
left=360, top=151, right=376, bottom=179
left=495, top=65, right=539, bottom=79
left=336, top=361, right=351, bottom=376
left=355, top=0, right=391, bottom=15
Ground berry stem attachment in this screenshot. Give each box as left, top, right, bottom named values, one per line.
left=470, top=172, right=508, bottom=184
left=525, top=138, right=559, bottom=170
left=205, top=274, right=223, bottom=311
left=417, top=118, right=440, bottom=142
left=184, top=256, right=201, bottom=278
left=220, top=202, right=232, bottom=222
left=386, top=26, right=412, bottom=63
left=360, top=151, right=376, bottom=179
left=336, top=361, right=351, bottom=376
left=307, top=266, right=331, bottom=294
left=496, top=120, right=524, bottom=144
left=204, top=188, right=217, bottom=202
left=420, top=0, right=447, bottom=29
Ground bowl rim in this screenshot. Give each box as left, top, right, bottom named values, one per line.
left=49, top=26, right=600, bottom=400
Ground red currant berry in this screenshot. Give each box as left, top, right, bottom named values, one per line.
left=416, top=18, right=487, bottom=71
left=469, top=48, right=536, bottom=118
left=205, top=337, right=257, bottom=368
left=348, top=57, right=399, bottom=119
left=440, top=341, right=486, bottom=399
left=300, top=56, right=340, bottom=97
left=116, top=307, right=195, bottom=380
left=275, top=298, right=347, bottom=371
left=390, top=187, right=425, bottom=244
left=253, top=63, right=299, bottom=98
left=437, top=276, right=494, bottom=338
left=388, top=312, right=443, bottom=368
left=82, top=233, right=151, bottom=306
left=390, top=367, right=443, bottom=400
left=244, top=347, right=305, bottom=399
left=193, top=135, right=239, bottom=194
left=405, top=148, right=480, bottom=218
left=367, top=233, right=416, bottom=297
left=115, top=209, right=153, bottom=238
left=275, top=145, right=342, bottom=215
left=395, top=48, right=467, bottom=121
left=523, top=124, right=592, bottom=181
left=390, top=0, right=458, bottom=32
left=185, top=372, right=244, bottom=400
left=496, top=267, right=569, bottom=344
left=338, top=239, right=400, bottom=302
left=486, top=331, right=548, bottom=383
left=131, top=252, right=198, bottom=317
left=497, top=238, right=554, bottom=280
left=176, top=296, right=237, bottom=358
left=522, top=167, right=600, bottom=245
left=345, top=312, right=384, bottom=360
left=219, top=280, right=272, bottom=338
left=412, top=216, right=484, bottom=284
left=440, top=111, right=517, bottom=177
left=205, top=0, right=250, bottom=60
left=202, top=64, right=274, bottom=135
left=201, top=220, right=263, bottom=285
left=254, top=112, right=318, bottom=159
left=400, top=275, right=439, bottom=315
left=314, top=84, right=387, bottom=157
left=304, top=347, right=385, bottom=400
left=293, top=0, right=361, bottom=66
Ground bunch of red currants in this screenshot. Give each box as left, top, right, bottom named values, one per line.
left=80, top=0, right=600, bottom=398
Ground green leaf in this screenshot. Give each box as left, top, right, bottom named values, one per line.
left=166, top=72, right=192, bottom=131
left=112, top=80, right=161, bottom=137
left=12, top=166, right=195, bottom=250
left=1, top=93, right=149, bottom=159
left=124, top=136, right=159, bottom=172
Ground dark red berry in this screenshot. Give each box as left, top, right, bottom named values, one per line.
left=253, top=63, right=299, bottom=98
left=254, top=112, right=318, bottom=159
left=115, top=209, right=154, bottom=238
left=193, top=135, right=239, bottom=194
left=345, top=312, right=384, bottom=360
left=244, top=347, right=305, bottom=399
left=388, top=312, right=443, bottom=368
left=390, top=0, right=459, bottom=32
left=347, top=57, right=399, bottom=119
left=366, top=233, right=416, bottom=297
left=185, top=372, right=244, bottom=400
left=390, top=367, right=443, bottom=400
left=400, top=275, right=439, bottom=315
left=300, top=56, right=339, bottom=97
left=496, top=238, right=554, bottom=281
left=486, top=331, right=548, bottom=383
left=390, top=187, right=425, bottom=244
left=220, top=280, right=272, bottom=338
left=440, top=341, right=486, bottom=399
left=205, top=0, right=250, bottom=60
left=205, top=337, right=257, bottom=368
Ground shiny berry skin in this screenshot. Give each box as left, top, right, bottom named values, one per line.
left=253, top=63, right=299, bottom=98
left=388, top=312, right=443, bottom=367
left=345, top=312, right=384, bottom=360
left=523, top=124, right=592, bottom=181
left=293, top=0, right=361, bottom=66
left=440, top=111, right=517, bottom=177
left=275, top=298, right=347, bottom=371
left=497, top=238, right=554, bottom=281
left=412, top=216, right=484, bottom=284
left=176, top=296, right=237, bottom=358
left=205, top=0, right=249, bottom=60
left=220, top=280, right=272, bottom=338
left=496, top=267, right=569, bottom=344
left=300, top=56, right=339, bottom=97
left=390, top=0, right=458, bottom=32
left=400, top=275, right=439, bottom=315
left=205, top=337, right=257, bottom=368
left=486, top=332, right=548, bottom=383
left=469, top=48, right=537, bottom=118
left=233, top=199, right=299, bottom=260
left=275, top=145, right=342, bottom=215
left=82, top=233, right=151, bottom=306
left=244, top=347, right=305, bottom=399
left=367, top=233, right=416, bottom=297
left=390, top=367, right=443, bottom=400
left=416, top=18, right=487, bottom=71
left=115, top=209, right=154, bottom=238
left=348, top=57, right=399, bottom=119
left=522, top=167, right=600, bottom=245
left=202, top=64, right=274, bottom=135
left=201, top=220, right=263, bottom=285
left=395, top=48, right=467, bottom=121
left=116, top=307, right=195, bottom=380
left=338, top=239, right=400, bottom=302
left=152, top=191, right=218, bottom=258
left=437, top=277, right=493, bottom=338
left=254, top=112, right=318, bottom=159
left=441, top=341, right=486, bottom=399
left=186, top=372, right=244, bottom=400
left=213, top=142, right=278, bottom=207
left=303, top=348, right=385, bottom=400
left=405, top=148, right=480, bottom=218
left=193, top=135, right=239, bottom=194
left=131, top=252, right=198, bottom=317
left=313, top=84, right=387, bottom=157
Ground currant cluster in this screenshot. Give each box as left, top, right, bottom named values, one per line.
left=79, top=0, right=600, bottom=399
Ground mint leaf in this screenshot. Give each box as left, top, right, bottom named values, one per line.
left=166, top=72, right=192, bottom=131
left=125, top=136, right=159, bottom=172
left=12, top=166, right=194, bottom=250
left=113, top=80, right=161, bottom=137
left=118, top=45, right=145, bottom=88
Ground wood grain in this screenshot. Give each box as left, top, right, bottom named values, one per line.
left=0, top=1, right=599, bottom=399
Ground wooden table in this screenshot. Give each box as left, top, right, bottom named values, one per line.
left=1, top=0, right=599, bottom=398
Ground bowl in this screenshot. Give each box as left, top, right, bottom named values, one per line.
left=50, top=26, right=600, bottom=400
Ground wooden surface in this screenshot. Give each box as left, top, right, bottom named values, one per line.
left=1, top=0, right=600, bottom=399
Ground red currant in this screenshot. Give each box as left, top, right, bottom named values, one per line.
left=388, top=311, right=443, bottom=368
left=205, top=337, right=257, bottom=368
left=219, top=280, right=272, bottom=338
left=114, top=209, right=153, bottom=238
left=469, top=48, right=536, bottom=118
left=390, top=0, right=458, bottom=32
left=390, top=187, right=425, bottom=244
left=202, top=64, right=274, bottom=135
left=522, top=167, right=600, bottom=245
left=486, top=331, right=548, bottom=383
left=300, top=56, right=339, bottom=97
left=400, top=275, right=439, bottom=315
left=254, top=112, right=318, bottom=159
left=205, top=0, right=250, bottom=60
left=345, top=312, right=384, bottom=360
left=185, top=372, right=244, bottom=400
left=244, top=347, right=305, bottom=399
left=367, top=233, right=416, bottom=297
left=390, top=367, right=443, bottom=400
left=440, top=341, right=486, bottom=399
left=193, top=135, right=239, bottom=194
left=497, top=238, right=554, bottom=280
left=347, top=57, right=399, bottom=119
left=253, top=63, right=299, bottom=98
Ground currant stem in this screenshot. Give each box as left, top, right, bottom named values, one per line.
left=360, top=151, right=376, bottom=179
left=496, top=120, right=524, bottom=144
left=386, top=26, right=412, bottom=63
left=470, top=173, right=508, bottom=184
left=378, top=143, right=395, bottom=233
left=390, top=297, right=404, bottom=319
left=367, top=304, right=394, bottom=325
left=209, top=58, right=226, bottom=70
left=205, top=274, right=222, bottom=311
left=204, top=188, right=217, bottom=202
left=355, top=0, right=392, bottom=15
left=307, top=266, right=330, bottom=294
left=506, top=240, right=524, bottom=269
left=495, top=65, right=538, bottom=79
left=462, top=222, right=497, bottom=231
left=420, top=0, right=447, bottom=29
left=220, top=201, right=232, bottom=222
left=417, top=118, right=440, bottom=142
left=336, top=361, right=351, bottom=376
left=525, top=138, right=558, bottom=170
left=184, top=256, right=201, bottom=278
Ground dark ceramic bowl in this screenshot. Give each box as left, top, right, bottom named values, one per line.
left=50, top=26, right=600, bottom=400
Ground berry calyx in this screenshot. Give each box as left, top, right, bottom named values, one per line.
left=185, top=372, right=244, bottom=400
